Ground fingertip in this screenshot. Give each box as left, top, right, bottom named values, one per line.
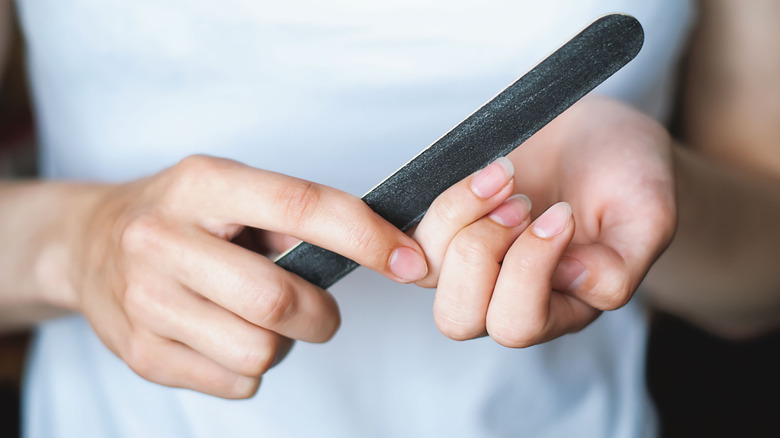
left=557, top=244, right=634, bottom=311
left=389, top=246, right=428, bottom=283
left=551, top=257, right=588, bottom=293
left=470, top=157, right=515, bottom=199
left=531, top=202, right=572, bottom=239
left=228, top=375, right=262, bottom=400
left=488, top=194, right=532, bottom=227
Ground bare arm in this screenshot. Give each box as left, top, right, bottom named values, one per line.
left=644, top=0, right=780, bottom=339
left=408, top=1, right=780, bottom=345
left=0, top=156, right=431, bottom=398
left=683, top=0, right=780, bottom=177
left=0, top=2, right=68, bottom=329
left=0, top=183, right=100, bottom=330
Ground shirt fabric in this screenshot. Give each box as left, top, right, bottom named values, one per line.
left=17, top=1, right=694, bottom=436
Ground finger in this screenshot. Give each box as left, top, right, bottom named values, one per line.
left=122, top=217, right=341, bottom=342
left=413, top=157, right=515, bottom=287
left=486, top=202, right=600, bottom=348
left=120, top=328, right=262, bottom=399
left=80, top=286, right=259, bottom=399
left=551, top=243, right=631, bottom=311
left=552, top=191, right=676, bottom=311
left=434, top=194, right=532, bottom=340
left=183, top=236, right=340, bottom=342
left=164, top=156, right=427, bottom=283
left=123, top=280, right=294, bottom=378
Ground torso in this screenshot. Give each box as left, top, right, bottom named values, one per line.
left=18, top=1, right=693, bottom=436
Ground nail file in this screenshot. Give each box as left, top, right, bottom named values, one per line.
left=274, top=13, right=644, bottom=289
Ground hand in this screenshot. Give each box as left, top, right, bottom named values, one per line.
left=70, top=156, right=428, bottom=398
left=413, top=96, right=676, bottom=347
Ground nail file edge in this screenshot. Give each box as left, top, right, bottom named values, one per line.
left=274, top=14, right=644, bottom=289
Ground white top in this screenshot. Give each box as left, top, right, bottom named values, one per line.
left=18, top=1, right=694, bottom=436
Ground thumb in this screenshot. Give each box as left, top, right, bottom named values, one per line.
left=552, top=242, right=636, bottom=311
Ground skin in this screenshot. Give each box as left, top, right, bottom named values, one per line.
left=643, top=0, right=780, bottom=338
left=420, top=0, right=780, bottom=343
left=1, top=158, right=430, bottom=398
left=1, top=0, right=779, bottom=398
left=415, top=96, right=676, bottom=347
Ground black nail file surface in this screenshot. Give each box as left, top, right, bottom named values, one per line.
left=275, top=13, right=644, bottom=289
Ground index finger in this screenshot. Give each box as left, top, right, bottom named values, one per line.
left=166, top=156, right=428, bottom=284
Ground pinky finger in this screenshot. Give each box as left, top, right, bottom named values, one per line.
left=122, top=330, right=261, bottom=399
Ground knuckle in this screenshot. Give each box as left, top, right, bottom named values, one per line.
left=121, top=213, right=169, bottom=255
left=123, top=283, right=171, bottom=325
left=167, top=155, right=232, bottom=203
left=432, top=195, right=462, bottom=228
left=595, top=271, right=633, bottom=311
left=124, top=335, right=159, bottom=382
left=435, top=312, right=483, bottom=341
left=342, top=219, right=385, bottom=265
left=122, top=284, right=151, bottom=319
left=433, top=289, right=485, bottom=341
left=488, top=318, right=544, bottom=349
left=251, top=279, right=296, bottom=327
left=450, top=234, right=493, bottom=266
left=338, top=202, right=399, bottom=269
left=174, top=155, right=220, bottom=182
left=229, top=376, right=261, bottom=400
left=237, top=343, right=276, bottom=377
left=345, top=219, right=380, bottom=252
left=275, top=181, right=322, bottom=227
left=641, top=195, right=677, bottom=250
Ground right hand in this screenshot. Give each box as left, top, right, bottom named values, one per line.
left=69, top=155, right=428, bottom=398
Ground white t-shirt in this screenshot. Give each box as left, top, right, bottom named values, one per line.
left=18, top=1, right=693, bottom=436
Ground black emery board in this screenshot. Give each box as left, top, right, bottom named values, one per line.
left=274, top=13, right=644, bottom=289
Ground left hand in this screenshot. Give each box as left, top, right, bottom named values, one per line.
left=412, top=96, right=676, bottom=347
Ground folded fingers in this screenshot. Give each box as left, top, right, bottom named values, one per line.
left=433, top=194, right=532, bottom=340
left=486, top=202, right=600, bottom=347
left=413, top=157, right=516, bottom=288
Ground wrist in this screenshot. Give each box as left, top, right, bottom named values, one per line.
left=31, top=182, right=113, bottom=313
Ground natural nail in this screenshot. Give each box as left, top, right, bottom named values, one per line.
left=389, top=247, right=428, bottom=282
left=532, top=202, right=571, bottom=238
left=552, top=257, right=588, bottom=292
left=470, top=157, right=514, bottom=199
left=489, top=194, right=532, bottom=227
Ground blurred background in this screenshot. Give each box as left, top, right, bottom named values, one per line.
left=1, top=3, right=779, bottom=438
left=0, top=3, right=34, bottom=438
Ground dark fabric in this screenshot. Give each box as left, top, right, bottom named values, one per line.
left=648, top=312, right=780, bottom=438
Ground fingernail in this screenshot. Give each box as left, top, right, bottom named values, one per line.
left=552, top=257, right=588, bottom=292
left=389, top=247, right=428, bottom=282
left=489, top=194, right=532, bottom=227
left=532, top=202, right=571, bottom=238
left=470, top=157, right=514, bottom=199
